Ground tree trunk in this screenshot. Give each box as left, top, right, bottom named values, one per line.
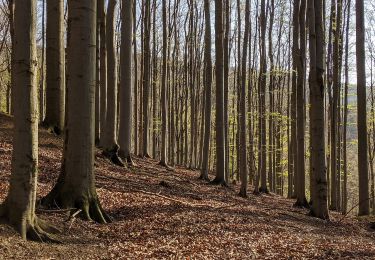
left=159, top=0, right=168, bottom=166
left=257, top=0, right=268, bottom=193
left=141, top=0, right=151, bottom=157
left=212, top=0, right=227, bottom=185
left=200, top=0, right=212, bottom=181
left=41, top=0, right=110, bottom=224
left=0, top=0, right=58, bottom=242
left=99, top=0, right=107, bottom=147
left=356, top=0, right=370, bottom=216
left=308, top=0, right=329, bottom=220
left=44, top=0, right=65, bottom=134
left=295, top=0, right=308, bottom=207
left=118, top=0, right=134, bottom=165
left=239, top=0, right=250, bottom=197
left=102, top=0, right=123, bottom=166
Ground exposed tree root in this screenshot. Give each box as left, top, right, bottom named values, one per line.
left=125, top=156, right=137, bottom=167
left=119, top=151, right=137, bottom=167
left=294, top=198, right=310, bottom=209
left=41, top=121, right=62, bottom=136
left=27, top=218, right=61, bottom=243
left=158, top=161, right=174, bottom=171
left=259, top=187, right=269, bottom=194
left=0, top=204, right=60, bottom=242
left=308, top=209, right=330, bottom=221
left=198, top=174, right=210, bottom=182
left=41, top=190, right=111, bottom=224
left=210, top=177, right=228, bottom=187
left=103, top=145, right=125, bottom=167
left=239, top=189, right=248, bottom=198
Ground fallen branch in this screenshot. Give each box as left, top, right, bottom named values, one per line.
left=136, top=189, right=238, bottom=210
left=67, top=209, right=83, bottom=230
left=37, top=208, right=76, bottom=213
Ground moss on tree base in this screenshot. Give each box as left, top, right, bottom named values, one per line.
left=0, top=204, right=60, bottom=242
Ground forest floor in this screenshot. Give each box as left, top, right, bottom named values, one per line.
left=0, top=113, right=375, bottom=259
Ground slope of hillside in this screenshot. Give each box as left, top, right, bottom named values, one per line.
left=0, top=113, right=374, bottom=259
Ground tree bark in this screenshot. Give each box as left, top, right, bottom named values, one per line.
left=119, top=0, right=134, bottom=165
left=308, top=0, right=329, bottom=219
left=44, top=0, right=65, bottom=134
left=239, top=0, right=250, bottom=197
left=200, top=0, right=212, bottom=181
left=0, top=0, right=58, bottom=242
left=356, top=0, right=370, bottom=216
left=102, top=0, right=123, bottom=166
left=212, top=0, right=227, bottom=185
left=42, top=0, right=110, bottom=224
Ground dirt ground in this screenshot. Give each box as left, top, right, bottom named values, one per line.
left=0, top=113, right=374, bottom=259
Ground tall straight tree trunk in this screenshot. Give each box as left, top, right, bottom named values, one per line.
left=39, top=0, right=46, bottom=122
left=8, top=0, right=14, bottom=115
left=308, top=0, right=329, bottom=219
left=291, top=0, right=299, bottom=199
left=239, top=0, right=250, bottom=197
left=142, top=0, right=151, bottom=157
left=159, top=0, right=168, bottom=166
left=330, top=0, right=342, bottom=211
left=342, top=0, right=350, bottom=214
left=119, top=0, right=134, bottom=165
left=151, top=0, right=158, bottom=159
left=295, top=0, right=308, bottom=207
left=224, top=0, right=230, bottom=182
left=212, top=0, right=227, bottom=185
left=356, top=0, right=370, bottom=216
left=42, top=0, right=110, bottom=224
left=95, top=2, right=101, bottom=144
left=0, top=0, right=58, bottom=241
left=257, top=0, right=268, bottom=193
left=200, top=0, right=212, bottom=181
left=98, top=0, right=107, bottom=147
left=133, top=2, right=138, bottom=156
left=44, top=0, right=65, bottom=134
left=102, top=0, right=123, bottom=166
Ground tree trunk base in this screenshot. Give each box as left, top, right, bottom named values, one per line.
left=118, top=151, right=137, bottom=167
left=0, top=204, right=60, bottom=242
left=329, top=205, right=338, bottom=211
left=41, top=188, right=111, bottom=224
left=103, top=145, right=125, bottom=167
left=198, top=174, right=210, bottom=182
left=210, top=177, right=228, bottom=187
left=308, top=209, right=330, bottom=220
left=293, top=198, right=310, bottom=208
left=158, top=161, right=174, bottom=171
left=41, top=121, right=63, bottom=136
left=259, top=187, right=269, bottom=194
left=239, top=189, right=248, bottom=198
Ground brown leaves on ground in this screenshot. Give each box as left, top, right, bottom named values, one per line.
left=0, top=112, right=375, bottom=259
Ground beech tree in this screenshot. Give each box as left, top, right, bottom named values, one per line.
left=118, top=0, right=134, bottom=165
left=308, top=0, right=329, bottom=219
left=44, top=0, right=65, bottom=134
left=200, top=0, right=212, bottom=181
left=239, top=0, right=250, bottom=197
left=98, top=0, right=107, bottom=146
left=159, top=0, right=168, bottom=167
left=356, top=0, right=370, bottom=216
left=41, top=0, right=110, bottom=223
left=212, top=0, right=227, bottom=186
left=0, top=0, right=58, bottom=241
left=102, top=0, right=123, bottom=166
